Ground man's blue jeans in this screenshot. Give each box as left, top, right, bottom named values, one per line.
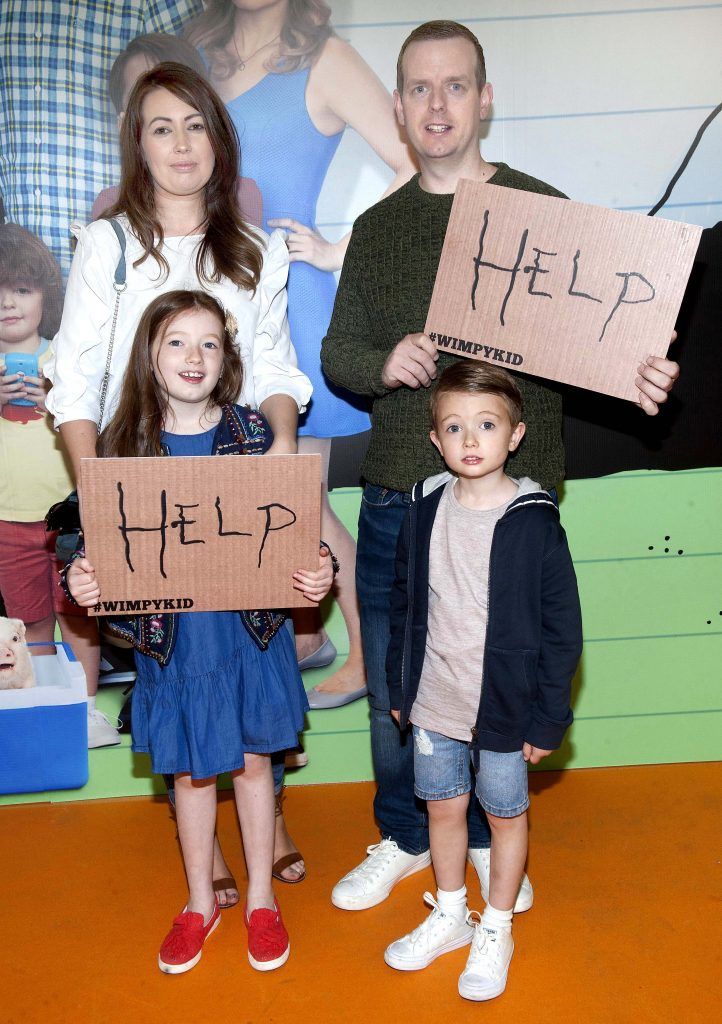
left=356, top=483, right=491, bottom=855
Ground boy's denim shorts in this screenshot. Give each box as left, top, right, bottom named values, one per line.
left=412, top=725, right=529, bottom=818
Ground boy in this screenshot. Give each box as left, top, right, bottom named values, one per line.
left=386, top=361, right=583, bottom=1001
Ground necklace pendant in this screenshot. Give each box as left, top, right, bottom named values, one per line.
left=238, top=59, right=246, bottom=71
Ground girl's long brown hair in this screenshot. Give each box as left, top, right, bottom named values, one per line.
left=186, top=0, right=334, bottom=81
left=104, top=62, right=262, bottom=292
left=98, top=290, right=243, bottom=459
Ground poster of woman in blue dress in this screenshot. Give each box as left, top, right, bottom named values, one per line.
left=187, top=0, right=416, bottom=706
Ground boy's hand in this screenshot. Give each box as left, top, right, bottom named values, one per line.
left=67, top=558, right=101, bottom=608
left=0, top=371, right=26, bottom=407
left=292, top=546, right=333, bottom=603
left=635, top=344, right=679, bottom=416
left=20, top=374, right=48, bottom=412
left=390, top=709, right=400, bottom=723
left=522, top=742, right=553, bottom=765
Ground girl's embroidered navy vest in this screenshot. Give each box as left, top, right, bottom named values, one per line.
left=105, top=404, right=286, bottom=665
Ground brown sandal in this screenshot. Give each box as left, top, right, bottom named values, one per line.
left=213, top=876, right=240, bottom=909
left=272, top=790, right=306, bottom=884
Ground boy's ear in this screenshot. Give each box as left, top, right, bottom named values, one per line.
left=430, top=428, right=443, bottom=456
left=508, top=421, right=526, bottom=452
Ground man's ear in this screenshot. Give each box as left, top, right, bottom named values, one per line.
left=393, top=89, right=406, bottom=128
left=509, top=421, right=526, bottom=452
left=480, top=81, right=493, bottom=121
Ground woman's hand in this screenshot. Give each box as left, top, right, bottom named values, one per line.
left=67, top=558, right=101, bottom=607
left=292, top=546, right=334, bottom=603
left=268, top=218, right=345, bottom=273
left=20, top=374, right=49, bottom=413
left=0, top=371, right=26, bottom=407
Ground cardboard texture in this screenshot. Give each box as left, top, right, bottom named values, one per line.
left=426, top=180, right=702, bottom=401
left=79, top=454, right=321, bottom=615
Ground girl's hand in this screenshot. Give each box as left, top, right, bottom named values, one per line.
left=268, top=218, right=344, bottom=273
left=0, top=371, right=26, bottom=407
left=292, top=546, right=334, bottom=603
left=19, top=374, right=48, bottom=412
left=67, top=558, right=101, bottom=608
left=522, top=742, right=553, bottom=765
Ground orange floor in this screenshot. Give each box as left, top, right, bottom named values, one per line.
left=2, top=763, right=720, bottom=1024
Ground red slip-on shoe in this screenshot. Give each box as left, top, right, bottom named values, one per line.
left=158, top=901, right=221, bottom=974
left=244, top=903, right=290, bottom=971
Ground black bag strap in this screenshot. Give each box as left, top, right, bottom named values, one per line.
left=97, top=218, right=127, bottom=433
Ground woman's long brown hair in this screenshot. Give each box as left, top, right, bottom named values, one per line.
left=104, top=62, right=262, bottom=292
left=98, top=290, right=243, bottom=459
left=186, top=0, right=334, bottom=81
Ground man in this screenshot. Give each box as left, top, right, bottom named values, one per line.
left=0, top=0, right=203, bottom=277
left=321, top=20, right=678, bottom=918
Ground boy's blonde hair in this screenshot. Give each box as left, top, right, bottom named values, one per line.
left=430, top=361, right=523, bottom=428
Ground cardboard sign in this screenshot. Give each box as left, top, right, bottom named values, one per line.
left=79, top=454, right=321, bottom=615
left=425, top=180, right=702, bottom=401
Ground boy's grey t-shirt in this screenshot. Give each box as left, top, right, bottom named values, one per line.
left=409, top=477, right=537, bottom=744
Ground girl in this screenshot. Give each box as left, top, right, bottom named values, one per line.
left=0, top=224, right=112, bottom=748
left=65, top=290, right=334, bottom=974
left=46, top=60, right=310, bottom=896
left=187, top=0, right=418, bottom=702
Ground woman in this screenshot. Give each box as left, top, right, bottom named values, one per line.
left=187, top=0, right=417, bottom=703
left=45, top=62, right=311, bottom=896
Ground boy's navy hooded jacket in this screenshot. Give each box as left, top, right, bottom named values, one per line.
left=386, top=473, right=583, bottom=753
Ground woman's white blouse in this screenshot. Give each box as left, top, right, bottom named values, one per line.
left=45, top=217, right=312, bottom=427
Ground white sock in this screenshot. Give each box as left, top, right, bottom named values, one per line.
left=436, top=885, right=468, bottom=921
left=481, top=903, right=513, bottom=933
left=87, top=696, right=96, bottom=711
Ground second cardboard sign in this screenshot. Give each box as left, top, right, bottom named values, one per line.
left=425, top=180, right=701, bottom=402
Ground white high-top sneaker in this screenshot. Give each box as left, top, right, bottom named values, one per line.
left=384, top=892, right=474, bottom=971
left=458, top=920, right=514, bottom=1001
left=331, top=839, right=431, bottom=911
left=467, top=847, right=534, bottom=912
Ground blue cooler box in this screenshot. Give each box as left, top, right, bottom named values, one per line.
left=0, top=642, right=89, bottom=795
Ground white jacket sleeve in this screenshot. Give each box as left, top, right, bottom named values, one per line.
left=44, top=221, right=121, bottom=427
left=251, top=229, right=312, bottom=411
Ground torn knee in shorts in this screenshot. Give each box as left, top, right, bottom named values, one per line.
left=414, top=728, right=434, bottom=756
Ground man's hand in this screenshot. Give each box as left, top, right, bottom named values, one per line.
left=381, top=333, right=439, bottom=390
left=522, top=742, right=553, bottom=765
left=636, top=342, right=680, bottom=416
left=390, top=709, right=400, bottom=723
left=67, top=558, right=101, bottom=608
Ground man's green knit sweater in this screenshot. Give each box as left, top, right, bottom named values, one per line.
left=322, top=166, right=567, bottom=493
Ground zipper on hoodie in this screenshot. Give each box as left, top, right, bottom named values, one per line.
left=400, top=492, right=417, bottom=721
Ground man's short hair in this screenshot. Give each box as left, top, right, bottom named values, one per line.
left=430, top=361, right=523, bottom=429
left=397, top=20, right=486, bottom=93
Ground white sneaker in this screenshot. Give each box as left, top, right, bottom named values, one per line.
left=384, top=892, right=474, bottom=971
left=331, top=839, right=431, bottom=911
left=467, top=848, right=534, bottom=913
left=458, top=922, right=514, bottom=1001
left=87, top=707, right=121, bottom=749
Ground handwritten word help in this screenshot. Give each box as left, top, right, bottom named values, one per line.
left=116, top=481, right=297, bottom=579
left=470, top=209, right=656, bottom=343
